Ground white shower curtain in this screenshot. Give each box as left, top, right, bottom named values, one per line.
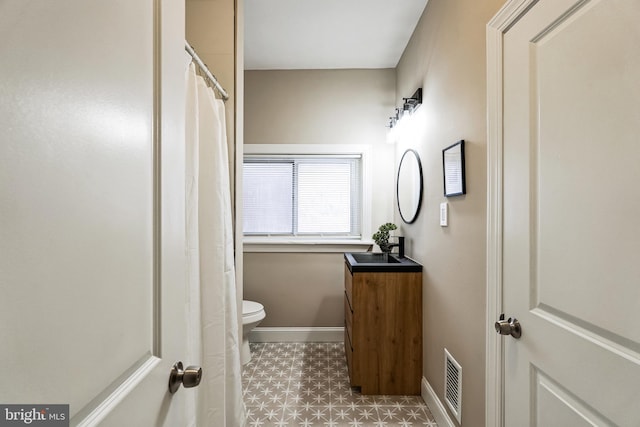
left=185, top=62, right=246, bottom=427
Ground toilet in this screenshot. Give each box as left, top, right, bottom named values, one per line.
left=241, top=300, right=266, bottom=365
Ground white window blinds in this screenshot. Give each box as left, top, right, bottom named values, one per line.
left=243, top=155, right=362, bottom=238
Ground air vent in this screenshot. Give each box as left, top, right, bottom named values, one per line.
left=444, top=348, right=462, bottom=424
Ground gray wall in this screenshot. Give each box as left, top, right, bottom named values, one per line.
left=395, top=0, right=504, bottom=425
left=243, top=69, right=396, bottom=327
left=186, top=0, right=236, bottom=174
left=244, top=1, right=506, bottom=422
left=244, top=253, right=344, bottom=326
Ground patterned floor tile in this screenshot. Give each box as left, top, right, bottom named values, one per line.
left=243, top=342, right=438, bottom=427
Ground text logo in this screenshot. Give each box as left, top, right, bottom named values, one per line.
left=0, top=405, right=69, bottom=426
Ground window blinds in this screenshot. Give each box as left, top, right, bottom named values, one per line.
left=243, top=155, right=362, bottom=237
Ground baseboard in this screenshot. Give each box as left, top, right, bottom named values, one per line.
left=250, top=327, right=344, bottom=343
left=422, top=377, right=456, bottom=427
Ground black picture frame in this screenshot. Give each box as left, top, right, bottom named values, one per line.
left=442, top=140, right=466, bottom=197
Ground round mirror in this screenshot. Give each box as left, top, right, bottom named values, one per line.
left=397, top=149, right=423, bottom=224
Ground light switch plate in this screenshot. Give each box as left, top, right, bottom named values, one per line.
left=440, top=202, right=448, bottom=226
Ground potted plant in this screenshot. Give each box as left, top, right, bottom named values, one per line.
left=372, top=222, right=397, bottom=253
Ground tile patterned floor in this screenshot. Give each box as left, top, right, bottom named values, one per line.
left=242, top=342, right=438, bottom=426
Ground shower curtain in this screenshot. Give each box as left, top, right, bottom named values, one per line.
left=185, top=62, right=246, bottom=427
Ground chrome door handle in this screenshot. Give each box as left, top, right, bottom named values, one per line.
left=494, top=314, right=522, bottom=339
left=168, top=361, right=202, bottom=394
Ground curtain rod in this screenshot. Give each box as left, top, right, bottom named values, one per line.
left=185, top=41, right=229, bottom=101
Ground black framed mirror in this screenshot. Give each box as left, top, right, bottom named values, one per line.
left=396, top=149, right=424, bottom=224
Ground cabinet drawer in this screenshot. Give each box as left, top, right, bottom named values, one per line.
left=344, top=327, right=353, bottom=382
left=344, top=264, right=353, bottom=306
left=344, top=294, right=353, bottom=342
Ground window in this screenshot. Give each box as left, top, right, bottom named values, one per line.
left=243, top=154, right=362, bottom=238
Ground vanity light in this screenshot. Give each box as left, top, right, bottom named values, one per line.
left=386, top=109, right=401, bottom=144
left=386, top=88, right=422, bottom=143
left=402, top=88, right=423, bottom=115
left=386, top=120, right=398, bottom=144
left=387, top=116, right=397, bottom=129
left=389, top=108, right=400, bottom=126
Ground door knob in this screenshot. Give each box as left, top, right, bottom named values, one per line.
left=168, top=361, right=202, bottom=394
left=494, top=314, right=522, bottom=339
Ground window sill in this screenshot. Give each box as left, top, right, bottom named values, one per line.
left=243, top=238, right=374, bottom=253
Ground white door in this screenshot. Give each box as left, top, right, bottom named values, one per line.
left=0, top=0, right=193, bottom=425
left=488, top=0, right=640, bottom=425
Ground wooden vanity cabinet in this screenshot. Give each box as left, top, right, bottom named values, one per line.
left=344, top=264, right=422, bottom=395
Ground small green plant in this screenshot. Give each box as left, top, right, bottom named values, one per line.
left=372, top=222, right=397, bottom=253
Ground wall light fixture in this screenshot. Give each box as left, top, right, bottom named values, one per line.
left=386, top=88, right=422, bottom=143
left=402, top=88, right=422, bottom=115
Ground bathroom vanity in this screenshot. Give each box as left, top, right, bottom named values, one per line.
left=343, top=252, right=422, bottom=395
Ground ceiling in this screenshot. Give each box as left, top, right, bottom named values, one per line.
left=244, top=0, right=429, bottom=70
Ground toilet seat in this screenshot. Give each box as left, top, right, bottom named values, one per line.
left=242, top=300, right=266, bottom=325
left=243, top=300, right=264, bottom=316
left=241, top=300, right=266, bottom=365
